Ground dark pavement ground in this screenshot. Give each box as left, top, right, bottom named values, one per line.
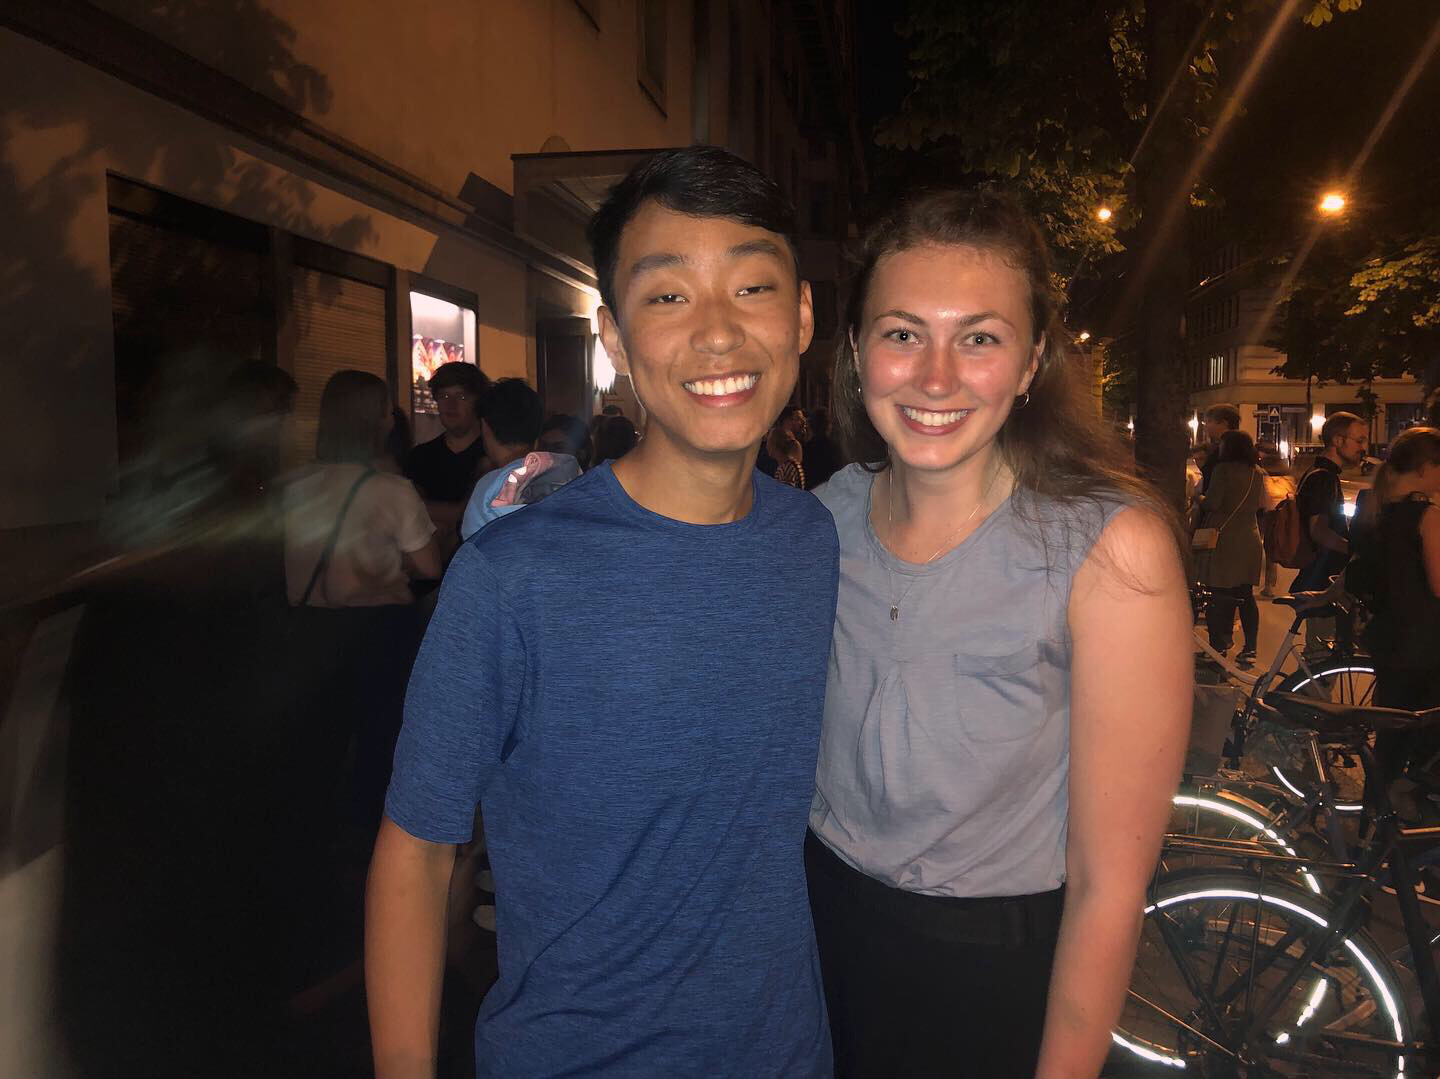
left=2, top=518, right=497, bottom=1078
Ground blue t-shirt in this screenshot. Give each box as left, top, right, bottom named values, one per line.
left=386, top=462, right=839, bottom=1078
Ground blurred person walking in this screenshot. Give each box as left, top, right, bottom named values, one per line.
left=284, top=371, right=442, bottom=847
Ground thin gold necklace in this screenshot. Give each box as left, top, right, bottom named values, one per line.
left=883, top=465, right=999, bottom=622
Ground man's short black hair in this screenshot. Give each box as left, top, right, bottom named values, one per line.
left=429, top=361, right=489, bottom=397
left=480, top=377, right=544, bottom=448
left=587, top=145, right=799, bottom=313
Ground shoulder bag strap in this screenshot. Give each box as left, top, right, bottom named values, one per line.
left=299, top=468, right=375, bottom=607
left=1214, top=468, right=1257, bottom=534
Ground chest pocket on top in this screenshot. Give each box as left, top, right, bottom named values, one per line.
left=951, top=642, right=1047, bottom=744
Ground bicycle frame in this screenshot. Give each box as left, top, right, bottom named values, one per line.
left=1150, top=738, right=1440, bottom=1070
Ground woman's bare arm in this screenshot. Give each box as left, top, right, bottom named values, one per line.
left=1034, top=507, right=1192, bottom=1078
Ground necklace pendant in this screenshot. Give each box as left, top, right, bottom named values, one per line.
left=890, top=604, right=900, bottom=622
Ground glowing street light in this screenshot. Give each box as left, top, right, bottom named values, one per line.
left=1077, top=331, right=1091, bottom=342
left=1096, top=206, right=1114, bottom=222
left=1318, top=191, right=1346, bottom=215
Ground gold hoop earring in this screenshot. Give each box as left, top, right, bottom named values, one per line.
left=1014, top=391, right=1031, bottom=410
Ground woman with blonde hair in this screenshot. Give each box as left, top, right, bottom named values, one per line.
left=806, top=187, right=1192, bottom=1077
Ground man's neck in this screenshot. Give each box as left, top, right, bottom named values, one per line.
left=1320, top=447, right=1344, bottom=469
left=610, top=435, right=755, bottom=525
left=490, top=443, right=531, bottom=470
left=444, top=427, right=480, bottom=453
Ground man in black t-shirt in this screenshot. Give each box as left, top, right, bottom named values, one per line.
left=405, top=362, right=490, bottom=540
left=1294, top=410, right=1368, bottom=594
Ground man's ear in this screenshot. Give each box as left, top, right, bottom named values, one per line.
left=797, top=280, right=815, bottom=356
left=596, top=306, right=629, bottom=377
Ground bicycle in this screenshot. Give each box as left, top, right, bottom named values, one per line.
left=1165, top=585, right=1376, bottom=878
left=1113, top=690, right=1440, bottom=1076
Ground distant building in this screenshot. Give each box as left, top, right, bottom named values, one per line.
left=1184, top=208, right=1423, bottom=452
left=0, top=0, right=862, bottom=580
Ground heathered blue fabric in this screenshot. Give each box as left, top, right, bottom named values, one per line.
left=386, top=462, right=839, bottom=1079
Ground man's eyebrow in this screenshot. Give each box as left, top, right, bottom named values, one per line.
left=727, top=239, right=787, bottom=261
left=627, top=252, right=689, bottom=278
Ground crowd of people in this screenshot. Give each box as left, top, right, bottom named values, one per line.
left=1186, top=396, right=1440, bottom=783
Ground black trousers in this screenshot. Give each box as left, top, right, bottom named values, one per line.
left=805, top=831, right=1063, bottom=1078
left=1205, top=584, right=1258, bottom=653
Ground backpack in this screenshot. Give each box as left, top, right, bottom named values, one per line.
left=1264, top=467, right=1318, bottom=569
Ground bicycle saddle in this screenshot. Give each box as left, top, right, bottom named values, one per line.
left=1271, top=590, right=1349, bottom=618
left=1264, top=690, right=1440, bottom=736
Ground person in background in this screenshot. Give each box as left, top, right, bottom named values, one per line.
left=803, top=406, right=843, bottom=490
left=383, top=406, right=412, bottom=474
left=1195, top=430, right=1272, bottom=664
left=807, top=185, right=1190, bottom=1077
left=404, top=361, right=491, bottom=537
left=283, top=370, right=442, bottom=849
left=537, top=412, right=593, bottom=470
left=215, top=360, right=298, bottom=499
left=768, top=420, right=806, bottom=489
left=1258, top=442, right=1295, bottom=597
left=366, top=145, right=835, bottom=1079
left=592, top=413, right=639, bottom=466
left=478, top=377, right=544, bottom=473
left=1294, top=411, right=1368, bottom=594
left=1184, top=444, right=1207, bottom=513
left=1200, top=404, right=1240, bottom=494
left=1354, top=426, right=1440, bottom=712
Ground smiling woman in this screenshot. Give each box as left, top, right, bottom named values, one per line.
left=806, top=187, right=1193, bottom=1078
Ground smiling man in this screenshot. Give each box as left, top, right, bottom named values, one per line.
left=365, top=147, right=838, bottom=1079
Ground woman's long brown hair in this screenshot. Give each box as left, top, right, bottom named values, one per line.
left=832, top=186, right=1186, bottom=563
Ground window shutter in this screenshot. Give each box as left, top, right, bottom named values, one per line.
left=289, top=267, right=388, bottom=464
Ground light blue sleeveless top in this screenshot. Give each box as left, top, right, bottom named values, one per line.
left=809, top=464, right=1124, bottom=898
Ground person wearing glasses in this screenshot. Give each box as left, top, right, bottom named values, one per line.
left=1294, top=411, right=1368, bottom=595
left=405, top=361, right=491, bottom=544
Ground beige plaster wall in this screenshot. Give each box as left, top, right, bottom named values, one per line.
left=90, top=0, right=696, bottom=199
left=0, top=27, right=547, bottom=531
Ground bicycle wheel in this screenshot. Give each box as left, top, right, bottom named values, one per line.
left=1166, top=784, right=1324, bottom=895
left=1115, top=871, right=1411, bottom=1076
left=1270, top=661, right=1377, bottom=814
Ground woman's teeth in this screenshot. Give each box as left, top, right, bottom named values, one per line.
left=901, top=406, right=970, bottom=427
left=685, top=374, right=758, bottom=396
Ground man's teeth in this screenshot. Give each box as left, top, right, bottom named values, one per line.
left=902, top=406, right=969, bottom=427
left=684, top=374, right=759, bottom=396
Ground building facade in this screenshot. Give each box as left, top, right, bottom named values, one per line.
left=1184, top=209, right=1424, bottom=452
left=0, top=0, right=861, bottom=592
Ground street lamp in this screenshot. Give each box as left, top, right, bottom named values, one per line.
left=1096, top=207, right=1113, bottom=223
left=1318, top=191, right=1346, bottom=215
left=1077, top=331, right=1091, bottom=342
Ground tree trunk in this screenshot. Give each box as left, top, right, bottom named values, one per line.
left=1133, top=0, right=1192, bottom=510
